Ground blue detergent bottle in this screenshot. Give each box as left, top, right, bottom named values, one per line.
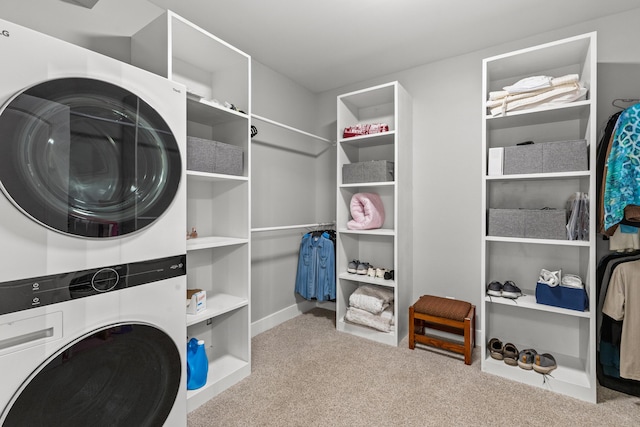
left=186, top=338, right=208, bottom=390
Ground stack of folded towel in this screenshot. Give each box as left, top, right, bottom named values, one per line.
left=344, top=284, right=394, bottom=332
left=486, top=74, right=587, bottom=117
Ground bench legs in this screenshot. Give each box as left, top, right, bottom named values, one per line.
left=409, top=305, right=476, bottom=365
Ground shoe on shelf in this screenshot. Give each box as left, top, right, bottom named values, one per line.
left=503, top=343, right=519, bottom=366
left=517, top=348, right=538, bottom=370
left=367, top=266, right=376, bottom=277
left=501, top=281, right=522, bottom=299
left=356, top=262, right=369, bottom=275
left=488, top=338, right=504, bottom=360
left=486, top=281, right=503, bottom=297
left=347, top=260, right=359, bottom=274
left=384, top=270, right=394, bottom=280
left=533, top=353, right=557, bottom=374
left=375, top=268, right=386, bottom=279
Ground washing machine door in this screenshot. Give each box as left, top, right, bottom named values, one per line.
left=2, top=324, right=181, bottom=427
left=0, top=78, right=181, bottom=238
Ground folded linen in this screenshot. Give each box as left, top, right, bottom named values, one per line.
left=488, top=83, right=587, bottom=117
left=503, top=75, right=553, bottom=94
left=345, top=306, right=394, bottom=332
left=488, top=74, right=579, bottom=101
left=348, top=284, right=394, bottom=314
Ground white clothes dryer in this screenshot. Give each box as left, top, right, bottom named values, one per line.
left=0, top=19, right=188, bottom=426
left=0, top=18, right=187, bottom=281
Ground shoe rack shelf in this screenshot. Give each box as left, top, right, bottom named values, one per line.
left=484, top=292, right=591, bottom=318
left=337, top=271, right=397, bottom=288
left=132, top=11, right=251, bottom=412
left=480, top=33, right=597, bottom=402
left=335, top=81, right=413, bottom=347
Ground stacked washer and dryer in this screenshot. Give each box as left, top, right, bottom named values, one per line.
left=0, top=19, right=188, bottom=426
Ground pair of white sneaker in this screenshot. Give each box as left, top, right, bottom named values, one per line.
left=538, top=269, right=583, bottom=289
left=363, top=266, right=387, bottom=278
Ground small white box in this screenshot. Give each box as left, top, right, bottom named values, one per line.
left=187, top=289, right=207, bottom=315
left=488, top=147, right=504, bottom=176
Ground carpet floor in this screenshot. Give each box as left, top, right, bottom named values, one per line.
left=187, top=308, right=640, bottom=426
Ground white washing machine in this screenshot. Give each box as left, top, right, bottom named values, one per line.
left=0, top=19, right=187, bottom=426
left=0, top=256, right=187, bottom=426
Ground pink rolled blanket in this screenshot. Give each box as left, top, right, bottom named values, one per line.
left=347, top=192, right=385, bottom=230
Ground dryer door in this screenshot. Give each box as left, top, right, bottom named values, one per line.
left=0, top=78, right=181, bottom=238
left=2, top=324, right=181, bottom=427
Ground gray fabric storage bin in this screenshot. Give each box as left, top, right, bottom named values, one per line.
left=503, top=139, right=588, bottom=175
left=187, top=136, right=243, bottom=176
left=343, top=160, right=394, bottom=184
left=503, top=144, right=542, bottom=175
left=542, top=139, right=587, bottom=173
left=488, top=209, right=524, bottom=237
left=488, top=208, right=567, bottom=240
left=525, top=209, right=567, bottom=239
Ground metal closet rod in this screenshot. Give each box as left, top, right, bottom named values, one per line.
left=251, top=221, right=335, bottom=233
left=251, top=114, right=335, bottom=145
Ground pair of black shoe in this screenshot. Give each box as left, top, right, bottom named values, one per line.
left=486, top=280, right=522, bottom=299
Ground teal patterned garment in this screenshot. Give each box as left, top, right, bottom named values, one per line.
left=604, top=103, right=640, bottom=232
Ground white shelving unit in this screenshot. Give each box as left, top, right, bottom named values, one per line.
left=481, top=33, right=597, bottom=402
left=336, top=82, right=413, bottom=346
left=131, top=11, right=251, bottom=412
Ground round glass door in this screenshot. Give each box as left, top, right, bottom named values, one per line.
left=2, top=324, right=181, bottom=427
left=0, top=78, right=181, bottom=238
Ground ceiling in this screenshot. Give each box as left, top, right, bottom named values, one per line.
left=2, top=0, right=640, bottom=93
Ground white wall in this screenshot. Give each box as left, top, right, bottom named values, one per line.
left=250, top=61, right=335, bottom=330
left=315, top=8, right=640, bottom=329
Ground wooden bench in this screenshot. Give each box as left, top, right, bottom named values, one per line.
left=408, top=295, right=476, bottom=365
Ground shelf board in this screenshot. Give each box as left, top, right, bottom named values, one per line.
left=338, top=228, right=395, bottom=236
left=485, top=235, right=590, bottom=247
left=186, top=293, right=249, bottom=326
left=186, top=354, right=250, bottom=409
left=484, top=34, right=591, bottom=82
left=338, top=82, right=395, bottom=107
left=336, top=317, right=397, bottom=346
left=485, top=100, right=591, bottom=130
left=187, top=170, right=249, bottom=182
left=340, top=181, right=395, bottom=188
left=482, top=354, right=592, bottom=400
left=339, top=131, right=395, bottom=147
left=187, top=95, right=249, bottom=125
left=187, top=236, right=248, bottom=251
left=338, top=272, right=396, bottom=288
left=485, top=291, right=590, bottom=318
left=486, top=171, right=589, bottom=181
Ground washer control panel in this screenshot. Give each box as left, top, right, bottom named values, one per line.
left=0, top=255, right=186, bottom=315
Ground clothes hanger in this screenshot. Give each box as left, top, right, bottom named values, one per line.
left=612, top=98, right=640, bottom=109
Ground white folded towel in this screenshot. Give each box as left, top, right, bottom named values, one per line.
left=503, top=75, right=553, bottom=94
left=345, top=306, right=394, bottom=332
left=348, top=284, right=394, bottom=314
left=488, top=74, right=580, bottom=101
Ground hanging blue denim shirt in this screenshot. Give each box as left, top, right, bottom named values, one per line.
left=295, top=232, right=336, bottom=301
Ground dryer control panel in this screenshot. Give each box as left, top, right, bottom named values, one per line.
left=0, top=255, right=186, bottom=315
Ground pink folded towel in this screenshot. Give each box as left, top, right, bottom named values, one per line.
left=347, top=192, right=385, bottom=230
